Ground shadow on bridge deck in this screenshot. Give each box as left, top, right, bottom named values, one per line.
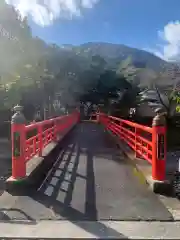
left=0, top=123, right=173, bottom=223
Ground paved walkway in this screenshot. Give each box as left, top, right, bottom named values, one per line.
left=0, top=139, right=11, bottom=196
left=0, top=123, right=173, bottom=221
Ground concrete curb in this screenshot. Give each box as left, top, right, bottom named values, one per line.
left=1, top=220, right=180, bottom=239
left=106, top=129, right=173, bottom=195
left=5, top=124, right=77, bottom=194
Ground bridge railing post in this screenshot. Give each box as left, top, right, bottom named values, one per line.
left=152, top=109, right=166, bottom=181
left=53, top=119, right=58, bottom=142
left=135, top=127, right=141, bottom=158
left=38, top=123, right=43, bottom=157
left=11, top=105, right=26, bottom=180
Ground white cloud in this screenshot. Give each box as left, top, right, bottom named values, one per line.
left=5, top=0, right=99, bottom=26
left=154, top=21, right=180, bottom=61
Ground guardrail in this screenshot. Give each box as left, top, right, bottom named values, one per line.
left=98, top=113, right=166, bottom=181
left=10, top=106, right=80, bottom=181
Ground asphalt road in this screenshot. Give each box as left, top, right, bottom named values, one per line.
left=0, top=123, right=173, bottom=221
left=0, top=139, right=11, bottom=196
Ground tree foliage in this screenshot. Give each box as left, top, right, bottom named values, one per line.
left=0, top=1, right=136, bottom=120
left=136, top=63, right=180, bottom=119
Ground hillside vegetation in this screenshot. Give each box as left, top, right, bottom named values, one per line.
left=0, top=0, right=179, bottom=122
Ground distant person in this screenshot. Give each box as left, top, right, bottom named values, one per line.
left=34, top=111, right=42, bottom=122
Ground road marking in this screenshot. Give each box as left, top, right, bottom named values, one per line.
left=44, top=186, right=54, bottom=196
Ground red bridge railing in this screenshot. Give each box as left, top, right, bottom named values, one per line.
left=97, top=113, right=166, bottom=182
left=9, top=106, right=80, bottom=182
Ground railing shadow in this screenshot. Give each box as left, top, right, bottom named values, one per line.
left=30, top=123, right=129, bottom=238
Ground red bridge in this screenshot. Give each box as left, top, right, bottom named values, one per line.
left=0, top=105, right=180, bottom=238
left=9, top=106, right=167, bottom=185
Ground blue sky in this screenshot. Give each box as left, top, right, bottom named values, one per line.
left=6, top=0, right=180, bottom=61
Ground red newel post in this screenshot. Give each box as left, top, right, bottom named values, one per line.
left=11, top=105, right=26, bottom=180
left=152, top=108, right=166, bottom=181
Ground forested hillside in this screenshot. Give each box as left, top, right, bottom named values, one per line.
left=69, top=42, right=167, bottom=70
left=0, top=0, right=178, bottom=122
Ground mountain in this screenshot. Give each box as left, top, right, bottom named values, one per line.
left=62, top=42, right=167, bottom=71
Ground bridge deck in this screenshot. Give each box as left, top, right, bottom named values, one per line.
left=0, top=123, right=173, bottom=221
